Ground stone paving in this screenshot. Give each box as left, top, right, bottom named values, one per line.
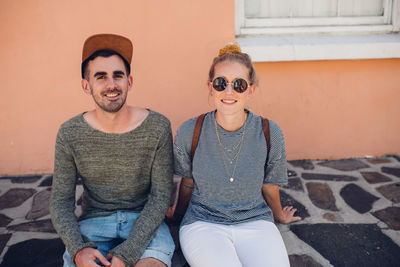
left=0, top=156, right=400, bottom=266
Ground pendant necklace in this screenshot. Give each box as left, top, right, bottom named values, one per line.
left=214, top=115, right=246, bottom=183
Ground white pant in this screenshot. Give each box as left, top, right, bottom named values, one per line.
left=179, top=220, right=290, bottom=267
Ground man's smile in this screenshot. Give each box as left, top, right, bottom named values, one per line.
left=103, top=89, right=122, bottom=100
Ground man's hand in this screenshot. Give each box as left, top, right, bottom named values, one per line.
left=277, top=206, right=302, bottom=224
left=75, top=247, right=110, bottom=267
left=106, top=254, right=126, bottom=267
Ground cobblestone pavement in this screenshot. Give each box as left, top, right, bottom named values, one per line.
left=0, top=156, right=399, bottom=267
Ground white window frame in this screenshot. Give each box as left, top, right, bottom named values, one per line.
left=236, top=0, right=398, bottom=35
left=235, top=0, right=400, bottom=62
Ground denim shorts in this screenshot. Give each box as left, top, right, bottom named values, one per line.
left=63, top=211, right=175, bottom=267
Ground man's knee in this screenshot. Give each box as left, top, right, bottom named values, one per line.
left=135, top=257, right=167, bottom=267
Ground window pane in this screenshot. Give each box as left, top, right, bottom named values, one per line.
left=293, top=0, right=337, bottom=17
left=245, top=0, right=384, bottom=18
left=245, top=0, right=261, bottom=18
left=293, top=0, right=313, bottom=17
left=339, top=0, right=383, bottom=16
left=267, top=0, right=292, bottom=17
left=245, top=0, right=292, bottom=18
left=312, top=0, right=337, bottom=17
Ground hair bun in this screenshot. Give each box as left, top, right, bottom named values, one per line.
left=218, top=43, right=242, bottom=56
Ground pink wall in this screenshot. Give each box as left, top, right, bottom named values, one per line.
left=1, top=0, right=399, bottom=175
left=251, top=59, right=400, bottom=160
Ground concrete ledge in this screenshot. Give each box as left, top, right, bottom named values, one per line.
left=236, top=33, right=400, bottom=62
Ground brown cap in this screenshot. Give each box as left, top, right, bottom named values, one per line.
left=82, top=33, right=133, bottom=64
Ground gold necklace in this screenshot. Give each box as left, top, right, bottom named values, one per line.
left=224, top=138, right=242, bottom=152
left=214, top=116, right=246, bottom=183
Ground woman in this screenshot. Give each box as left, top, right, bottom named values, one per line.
left=170, top=44, right=301, bottom=267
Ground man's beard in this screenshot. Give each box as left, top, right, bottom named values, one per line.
left=91, top=88, right=127, bottom=113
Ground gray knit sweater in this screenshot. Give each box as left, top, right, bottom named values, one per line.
left=50, top=110, right=173, bottom=267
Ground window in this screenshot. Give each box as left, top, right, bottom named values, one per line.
left=235, top=0, right=400, bottom=62
left=236, top=0, right=399, bottom=35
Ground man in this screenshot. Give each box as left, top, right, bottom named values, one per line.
left=50, top=34, right=175, bottom=267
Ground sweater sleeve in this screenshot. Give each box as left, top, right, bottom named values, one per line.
left=50, top=129, right=97, bottom=263
left=173, top=118, right=197, bottom=179
left=109, top=124, right=174, bottom=266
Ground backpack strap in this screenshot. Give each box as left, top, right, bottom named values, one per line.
left=261, top=117, right=271, bottom=174
left=191, top=113, right=207, bottom=164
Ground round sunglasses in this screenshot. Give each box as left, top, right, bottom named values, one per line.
left=211, top=77, right=249, bottom=93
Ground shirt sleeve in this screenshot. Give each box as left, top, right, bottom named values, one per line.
left=50, top=128, right=97, bottom=263
left=173, top=118, right=197, bottom=179
left=263, top=121, right=288, bottom=186
left=109, top=123, right=174, bottom=266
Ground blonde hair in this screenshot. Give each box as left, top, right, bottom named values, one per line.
left=208, top=43, right=258, bottom=86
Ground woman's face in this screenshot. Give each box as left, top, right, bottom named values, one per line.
left=208, top=60, right=255, bottom=116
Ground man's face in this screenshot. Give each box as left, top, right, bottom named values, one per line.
left=82, top=55, right=132, bottom=113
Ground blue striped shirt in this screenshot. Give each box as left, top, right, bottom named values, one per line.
left=174, top=110, right=288, bottom=226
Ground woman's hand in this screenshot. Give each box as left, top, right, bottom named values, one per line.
left=165, top=205, right=184, bottom=226
left=165, top=177, right=193, bottom=226
left=276, top=206, right=302, bottom=224
left=166, top=206, right=175, bottom=220
left=262, top=184, right=302, bottom=224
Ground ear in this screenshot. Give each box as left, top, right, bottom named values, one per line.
left=127, top=75, right=133, bottom=92
left=248, top=84, right=256, bottom=96
left=81, top=79, right=92, bottom=95
left=207, top=81, right=213, bottom=96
